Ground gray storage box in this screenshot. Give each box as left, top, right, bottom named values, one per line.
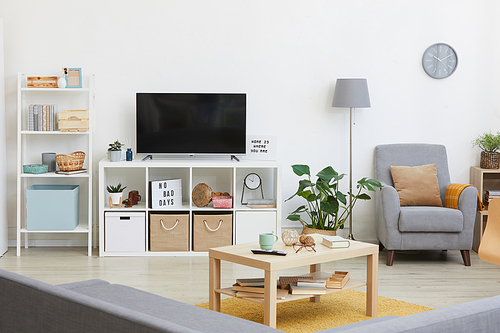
left=26, top=184, right=79, bottom=230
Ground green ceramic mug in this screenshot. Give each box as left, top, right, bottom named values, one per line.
left=259, top=233, right=278, bottom=250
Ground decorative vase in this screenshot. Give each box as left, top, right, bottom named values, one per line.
left=301, top=225, right=337, bottom=237
left=480, top=151, right=500, bottom=169
left=57, top=76, right=66, bottom=88
left=281, top=229, right=300, bottom=246
left=108, top=150, right=121, bottom=162
left=108, top=192, right=123, bottom=205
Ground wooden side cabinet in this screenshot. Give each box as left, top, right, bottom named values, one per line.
left=470, top=166, right=500, bottom=251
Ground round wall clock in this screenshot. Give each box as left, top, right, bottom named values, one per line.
left=422, top=43, right=458, bottom=79
left=244, top=173, right=261, bottom=190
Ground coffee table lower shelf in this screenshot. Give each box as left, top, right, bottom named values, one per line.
left=215, top=279, right=366, bottom=304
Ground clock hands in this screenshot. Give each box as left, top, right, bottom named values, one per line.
left=432, top=55, right=451, bottom=71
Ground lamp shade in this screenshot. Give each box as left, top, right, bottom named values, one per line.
left=332, top=78, right=371, bottom=108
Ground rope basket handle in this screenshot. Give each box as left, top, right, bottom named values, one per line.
left=203, top=219, right=223, bottom=232
left=160, top=219, right=179, bottom=231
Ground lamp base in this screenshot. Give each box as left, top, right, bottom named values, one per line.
left=348, top=233, right=355, bottom=241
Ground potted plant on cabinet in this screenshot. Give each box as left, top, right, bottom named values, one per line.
left=107, top=183, right=127, bottom=207
left=108, top=140, right=124, bottom=162
left=472, top=131, right=500, bottom=169
left=286, top=164, right=382, bottom=235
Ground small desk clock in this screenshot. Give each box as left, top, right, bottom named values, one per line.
left=241, top=173, right=264, bottom=204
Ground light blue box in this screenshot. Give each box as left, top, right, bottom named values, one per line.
left=26, top=185, right=79, bottom=230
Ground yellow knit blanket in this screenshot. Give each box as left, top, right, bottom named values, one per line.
left=445, top=183, right=484, bottom=211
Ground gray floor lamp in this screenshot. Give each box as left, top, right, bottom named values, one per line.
left=331, top=78, right=371, bottom=240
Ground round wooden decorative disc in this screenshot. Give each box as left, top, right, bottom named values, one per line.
left=192, top=183, right=212, bottom=207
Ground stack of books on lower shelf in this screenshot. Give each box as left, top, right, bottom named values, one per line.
left=232, top=278, right=288, bottom=299
left=289, top=278, right=327, bottom=295
left=485, top=190, right=500, bottom=202
left=280, top=270, right=351, bottom=295
left=326, top=271, right=350, bottom=289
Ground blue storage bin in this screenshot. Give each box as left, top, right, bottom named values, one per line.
left=26, top=185, right=79, bottom=230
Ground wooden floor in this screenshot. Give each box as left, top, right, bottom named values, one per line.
left=0, top=246, right=499, bottom=309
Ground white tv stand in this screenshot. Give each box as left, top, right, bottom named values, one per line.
left=98, top=157, right=281, bottom=256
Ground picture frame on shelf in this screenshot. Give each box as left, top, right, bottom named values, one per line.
left=66, top=68, right=82, bottom=88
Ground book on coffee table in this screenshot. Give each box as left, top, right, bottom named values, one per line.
left=322, top=235, right=350, bottom=248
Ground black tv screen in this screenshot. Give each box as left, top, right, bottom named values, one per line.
left=136, top=93, right=246, bottom=155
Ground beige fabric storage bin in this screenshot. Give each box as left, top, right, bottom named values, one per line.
left=193, top=213, right=232, bottom=252
left=149, top=213, right=189, bottom=252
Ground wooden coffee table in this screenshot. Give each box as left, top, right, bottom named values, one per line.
left=209, top=239, right=378, bottom=328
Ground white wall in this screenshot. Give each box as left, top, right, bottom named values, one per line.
left=1, top=0, right=499, bottom=243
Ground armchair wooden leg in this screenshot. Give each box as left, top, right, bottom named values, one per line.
left=461, top=250, right=471, bottom=266
left=386, top=250, right=395, bottom=266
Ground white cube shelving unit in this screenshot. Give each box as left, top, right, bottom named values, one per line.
left=99, top=158, right=281, bottom=256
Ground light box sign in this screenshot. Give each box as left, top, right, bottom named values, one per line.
left=245, top=135, right=277, bottom=160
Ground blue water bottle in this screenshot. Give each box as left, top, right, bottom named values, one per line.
left=126, top=148, right=133, bottom=161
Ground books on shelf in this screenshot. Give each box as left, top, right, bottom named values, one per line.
left=247, top=199, right=276, bottom=209
left=235, top=278, right=265, bottom=287
left=296, top=278, right=327, bottom=288
left=28, top=104, right=57, bottom=131
left=289, top=283, right=327, bottom=295
left=322, top=235, right=350, bottom=249
left=326, top=271, right=350, bottom=289
left=234, top=289, right=288, bottom=300
left=485, top=190, right=500, bottom=202
left=232, top=283, right=264, bottom=293
left=279, top=275, right=314, bottom=289
left=55, top=169, right=87, bottom=175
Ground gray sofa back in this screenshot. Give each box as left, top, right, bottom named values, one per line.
left=0, top=268, right=275, bottom=333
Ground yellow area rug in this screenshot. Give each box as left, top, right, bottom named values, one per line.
left=196, top=290, right=433, bottom=332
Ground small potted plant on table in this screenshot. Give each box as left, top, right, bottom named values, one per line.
left=472, top=131, right=500, bottom=169
left=107, top=183, right=127, bottom=208
left=108, top=140, right=124, bottom=162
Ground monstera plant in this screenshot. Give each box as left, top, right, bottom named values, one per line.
left=286, top=164, right=382, bottom=231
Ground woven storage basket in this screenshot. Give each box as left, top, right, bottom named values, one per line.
left=55, top=151, right=85, bottom=171
left=480, top=151, right=500, bottom=169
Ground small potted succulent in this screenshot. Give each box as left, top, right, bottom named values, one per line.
left=107, top=183, right=127, bottom=206
left=472, top=131, right=500, bottom=169
left=108, top=140, right=124, bottom=162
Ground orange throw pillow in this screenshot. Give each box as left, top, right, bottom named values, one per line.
left=390, top=163, right=442, bottom=207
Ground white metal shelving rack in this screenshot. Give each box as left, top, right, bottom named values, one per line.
left=16, top=73, right=95, bottom=256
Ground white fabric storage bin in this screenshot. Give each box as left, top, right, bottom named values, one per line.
left=104, top=212, right=146, bottom=252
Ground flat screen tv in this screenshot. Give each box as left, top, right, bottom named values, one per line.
left=136, top=93, right=246, bottom=156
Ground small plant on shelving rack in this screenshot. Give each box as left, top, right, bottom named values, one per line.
left=107, top=183, right=127, bottom=208
left=106, top=183, right=127, bottom=193
left=108, top=140, right=124, bottom=162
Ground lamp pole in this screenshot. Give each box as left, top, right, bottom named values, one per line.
left=331, top=78, right=371, bottom=241
left=348, top=106, right=354, bottom=240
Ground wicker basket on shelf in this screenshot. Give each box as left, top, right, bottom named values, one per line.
left=55, top=151, right=86, bottom=171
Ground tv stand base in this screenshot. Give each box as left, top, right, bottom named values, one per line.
left=141, top=155, right=153, bottom=161
left=231, top=155, right=240, bottom=162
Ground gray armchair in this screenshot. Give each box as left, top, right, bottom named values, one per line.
left=374, top=144, right=477, bottom=266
